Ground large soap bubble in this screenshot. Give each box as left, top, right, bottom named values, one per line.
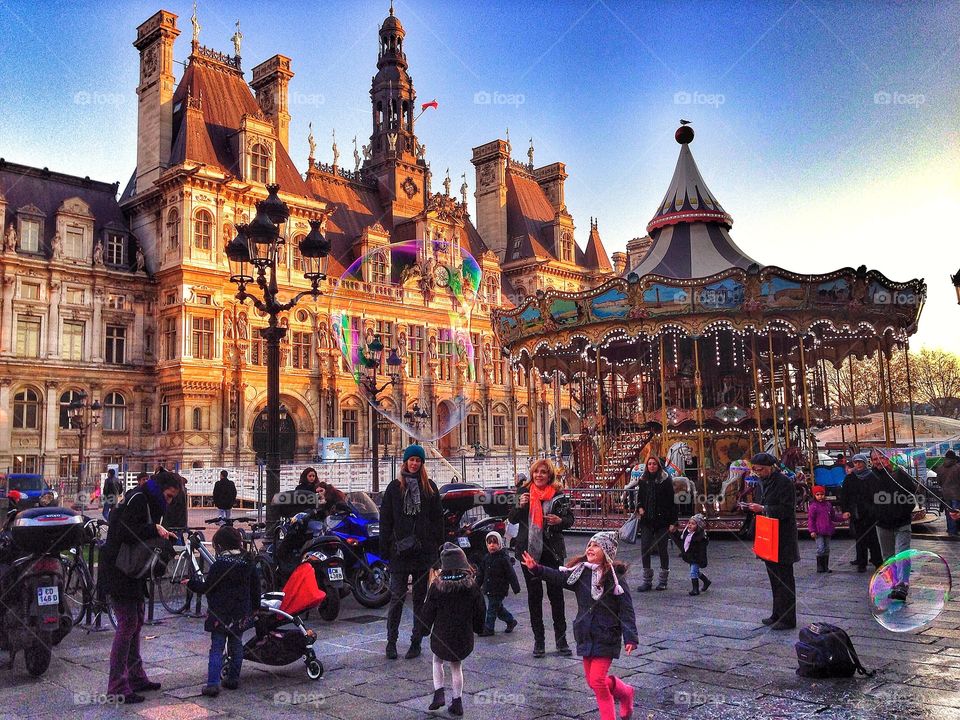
left=869, top=549, right=952, bottom=632
left=330, top=239, right=482, bottom=443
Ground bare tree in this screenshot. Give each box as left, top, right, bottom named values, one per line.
left=909, top=348, right=960, bottom=417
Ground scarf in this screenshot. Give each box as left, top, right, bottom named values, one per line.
left=562, top=561, right=623, bottom=600
left=853, top=466, right=873, bottom=480
left=144, top=478, right=169, bottom=514
left=683, top=528, right=695, bottom=552
left=528, top=482, right=557, bottom=530
left=401, top=472, right=421, bottom=516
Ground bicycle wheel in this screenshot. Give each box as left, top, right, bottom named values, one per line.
left=253, top=555, right=276, bottom=594
left=157, top=551, right=192, bottom=614
left=61, top=555, right=91, bottom=626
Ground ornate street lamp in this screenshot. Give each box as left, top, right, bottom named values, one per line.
left=68, top=391, right=101, bottom=507
left=360, top=335, right=402, bottom=492
left=227, top=184, right=330, bottom=527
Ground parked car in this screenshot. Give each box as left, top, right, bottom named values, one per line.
left=0, top=475, right=58, bottom=508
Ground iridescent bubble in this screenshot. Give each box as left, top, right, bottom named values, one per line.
left=329, top=239, right=482, bottom=444
left=869, top=549, right=952, bottom=632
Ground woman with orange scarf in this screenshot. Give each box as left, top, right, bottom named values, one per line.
left=508, top=459, right=575, bottom=657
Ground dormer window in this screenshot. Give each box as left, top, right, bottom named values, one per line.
left=194, top=209, right=213, bottom=250
left=371, top=250, right=389, bottom=284
left=19, top=218, right=40, bottom=253
left=250, top=143, right=270, bottom=183
left=106, top=232, right=125, bottom=265
left=65, top=225, right=85, bottom=259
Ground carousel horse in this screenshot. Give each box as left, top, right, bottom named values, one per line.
left=720, top=459, right=757, bottom=513
left=665, top=441, right=696, bottom=510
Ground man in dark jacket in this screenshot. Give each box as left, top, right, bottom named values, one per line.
left=869, top=449, right=917, bottom=600
left=213, top=470, right=238, bottom=521
left=839, top=454, right=882, bottom=571
left=745, top=453, right=799, bottom=630
left=161, top=473, right=188, bottom=533
left=478, top=530, right=520, bottom=635
left=938, top=451, right=960, bottom=537
left=102, top=469, right=124, bottom=522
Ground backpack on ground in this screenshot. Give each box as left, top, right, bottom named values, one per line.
left=795, top=622, right=875, bottom=678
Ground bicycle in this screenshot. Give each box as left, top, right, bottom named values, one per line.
left=60, top=517, right=118, bottom=629
left=199, top=516, right=277, bottom=593
left=156, top=526, right=215, bottom=614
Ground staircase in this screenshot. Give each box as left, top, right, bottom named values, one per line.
left=573, top=430, right=654, bottom=489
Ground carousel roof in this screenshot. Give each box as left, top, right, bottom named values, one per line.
left=628, top=124, right=757, bottom=279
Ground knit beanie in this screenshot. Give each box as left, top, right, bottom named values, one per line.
left=812, top=486, right=826, bottom=495
left=485, top=531, right=503, bottom=549
left=588, top=531, right=618, bottom=563
left=689, top=513, right=707, bottom=529
left=440, top=542, right=472, bottom=575
left=402, top=444, right=426, bottom=463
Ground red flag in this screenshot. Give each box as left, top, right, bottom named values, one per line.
left=421, top=99, right=439, bottom=111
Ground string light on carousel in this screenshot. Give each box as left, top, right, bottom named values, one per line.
left=492, top=121, right=928, bottom=531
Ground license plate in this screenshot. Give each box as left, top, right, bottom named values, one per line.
left=37, top=586, right=59, bottom=606
left=457, top=537, right=471, bottom=549
left=327, top=567, right=344, bottom=582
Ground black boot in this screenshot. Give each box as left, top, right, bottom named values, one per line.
left=689, top=578, right=700, bottom=596
left=823, top=553, right=832, bottom=573
left=698, top=572, right=711, bottom=592
left=404, top=638, right=422, bottom=659
left=428, top=688, right=445, bottom=710
left=533, top=636, right=545, bottom=658
left=385, top=641, right=398, bottom=660
left=556, top=634, right=572, bottom=657
left=816, top=556, right=825, bottom=573
left=449, top=697, right=463, bottom=716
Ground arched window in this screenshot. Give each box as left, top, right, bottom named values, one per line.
left=194, top=209, right=213, bottom=250
left=250, top=143, right=270, bottom=183
left=59, top=389, right=84, bottom=429
left=103, top=392, right=126, bottom=431
left=13, top=388, right=40, bottom=430
left=192, top=407, right=202, bottom=430
left=166, top=208, right=180, bottom=250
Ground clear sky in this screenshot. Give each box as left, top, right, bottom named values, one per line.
left=1, top=1, right=958, bottom=351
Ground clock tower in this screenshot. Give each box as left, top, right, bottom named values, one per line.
left=364, top=4, right=428, bottom=222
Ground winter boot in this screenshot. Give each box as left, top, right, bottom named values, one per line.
left=610, top=676, right=635, bottom=720
left=404, top=638, right=422, bottom=659
left=636, top=568, right=654, bottom=592
left=655, top=569, right=669, bottom=591
left=449, top=697, right=464, bottom=716
left=556, top=632, right=572, bottom=656
left=428, top=688, right=445, bottom=710
left=385, top=641, right=398, bottom=659
left=698, top=572, right=711, bottom=592
left=689, top=578, right=700, bottom=596
left=532, top=634, right=546, bottom=658
left=823, top=553, right=832, bottom=573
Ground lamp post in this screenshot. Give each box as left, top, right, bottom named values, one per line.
left=226, top=183, right=331, bottom=527
left=68, top=392, right=101, bottom=508
left=360, top=335, right=403, bottom=492
left=952, top=270, right=960, bottom=305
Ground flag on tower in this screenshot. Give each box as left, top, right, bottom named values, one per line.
left=421, top=99, right=439, bottom=111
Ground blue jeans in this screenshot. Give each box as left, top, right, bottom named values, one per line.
left=208, top=629, right=243, bottom=687
left=815, top=535, right=830, bottom=557
left=948, top=500, right=960, bottom=535
left=484, top=595, right=515, bottom=630
left=689, top=563, right=700, bottom=579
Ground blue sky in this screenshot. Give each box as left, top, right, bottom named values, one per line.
left=1, top=0, right=958, bottom=350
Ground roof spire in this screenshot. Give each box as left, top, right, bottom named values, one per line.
left=191, top=0, right=200, bottom=46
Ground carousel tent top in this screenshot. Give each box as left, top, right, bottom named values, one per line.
left=628, top=124, right=759, bottom=280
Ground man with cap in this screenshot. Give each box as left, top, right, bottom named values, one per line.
left=744, top=453, right=799, bottom=630
left=839, top=453, right=882, bottom=571
left=938, top=450, right=960, bottom=537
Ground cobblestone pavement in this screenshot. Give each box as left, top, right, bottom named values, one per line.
left=4, top=525, right=960, bottom=719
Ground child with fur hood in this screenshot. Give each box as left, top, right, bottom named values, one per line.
left=522, top=532, right=638, bottom=720
left=420, top=543, right=485, bottom=716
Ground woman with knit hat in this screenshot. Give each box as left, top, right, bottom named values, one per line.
left=508, top=458, right=575, bottom=657
left=380, top=444, right=443, bottom=660
left=522, top=532, right=638, bottom=720
left=420, top=542, right=485, bottom=716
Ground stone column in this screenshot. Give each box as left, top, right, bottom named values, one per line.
left=0, top=378, right=11, bottom=455
left=46, top=281, right=61, bottom=358
left=132, top=295, right=146, bottom=363
left=0, top=274, right=15, bottom=354
left=92, top=288, right=104, bottom=361
left=43, top=380, right=59, bottom=478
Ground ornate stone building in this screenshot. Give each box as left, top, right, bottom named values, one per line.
left=0, top=6, right=614, bottom=480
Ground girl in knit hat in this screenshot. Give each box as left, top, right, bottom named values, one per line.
left=808, top=486, right=842, bottom=573
left=672, top=514, right=711, bottom=595
left=420, top=543, right=485, bottom=716
left=522, top=532, right=638, bottom=720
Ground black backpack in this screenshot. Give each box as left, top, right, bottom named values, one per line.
left=795, top=623, right=875, bottom=678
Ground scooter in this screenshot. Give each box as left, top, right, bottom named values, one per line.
left=0, top=496, right=81, bottom=676
left=439, top=484, right=515, bottom=568
left=323, top=492, right=390, bottom=608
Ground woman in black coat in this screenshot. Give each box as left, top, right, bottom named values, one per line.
left=634, top=456, right=678, bottom=592
left=101, top=472, right=181, bottom=703
left=379, top=444, right=443, bottom=660
left=508, top=458, right=575, bottom=658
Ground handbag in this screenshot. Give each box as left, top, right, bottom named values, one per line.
left=754, top=514, right=780, bottom=563
left=394, top=515, right=421, bottom=559
left=115, top=497, right=173, bottom=579
left=618, top=515, right=639, bottom=544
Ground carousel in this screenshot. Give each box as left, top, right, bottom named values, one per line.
left=492, top=123, right=928, bottom=530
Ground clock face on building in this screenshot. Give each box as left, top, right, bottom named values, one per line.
left=433, top=264, right=450, bottom=287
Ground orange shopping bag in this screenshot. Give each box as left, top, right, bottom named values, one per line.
left=753, top=515, right=779, bottom=563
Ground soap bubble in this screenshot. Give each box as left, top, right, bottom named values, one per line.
left=869, top=549, right=952, bottom=632
left=330, top=239, right=482, bottom=443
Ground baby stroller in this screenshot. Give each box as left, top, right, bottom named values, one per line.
left=226, top=562, right=326, bottom=680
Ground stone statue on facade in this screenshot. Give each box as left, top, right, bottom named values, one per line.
left=443, top=169, right=451, bottom=196
left=331, top=129, right=339, bottom=167
left=191, top=0, right=200, bottom=43
left=51, top=231, right=62, bottom=260
left=231, top=20, right=242, bottom=56
left=135, top=244, right=146, bottom=273
left=307, top=122, right=316, bottom=161
left=353, top=136, right=361, bottom=172
left=237, top=311, right=249, bottom=340
left=3, top=224, right=16, bottom=253
left=93, top=238, right=104, bottom=266
left=387, top=133, right=398, bottom=153
left=362, top=143, right=371, bottom=161
left=460, top=174, right=468, bottom=205
left=528, top=137, right=535, bottom=168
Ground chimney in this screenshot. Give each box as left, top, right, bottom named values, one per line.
left=612, top=251, right=627, bottom=275
left=471, top=139, right=510, bottom=263
left=133, top=10, right=180, bottom=193
left=250, top=55, right=294, bottom=151
left=533, top=162, right=567, bottom=213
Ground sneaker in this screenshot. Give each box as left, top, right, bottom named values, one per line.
left=505, top=619, right=518, bottom=633
left=222, top=678, right=239, bottom=690
left=385, top=641, right=398, bottom=660
left=201, top=685, right=220, bottom=698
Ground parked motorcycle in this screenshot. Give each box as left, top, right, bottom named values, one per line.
left=0, top=499, right=81, bottom=676
left=324, top=491, right=390, bottom=608
left=439, top=484, right=515, bottom=568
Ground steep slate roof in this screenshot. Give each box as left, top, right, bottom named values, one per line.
left=0, top=161, right=127, bottom=251
left=583, top=221, right=613, bottom=272
left=461, top=218, right=492, bottom=260
left=169, top=51, right=311, bottom=197
left=504, top=169, right=555, bottom=262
